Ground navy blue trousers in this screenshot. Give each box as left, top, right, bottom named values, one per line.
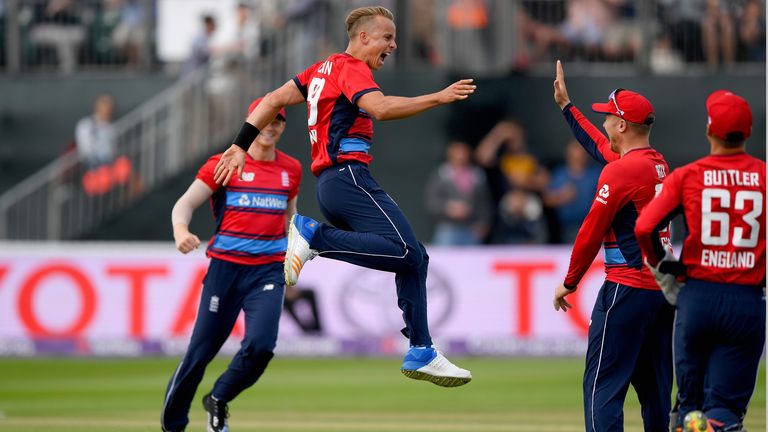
left=161, top=259, right=284, bottom=432
left=309, top=162, right=432, bottom=346
left=674, top=279, right=765, bottom=430
left=583, top=281, right=674, bottom=432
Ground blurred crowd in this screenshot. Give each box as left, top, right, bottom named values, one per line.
left=0, top=0, right=764, bottom=74
left=426, top=118, right=602, bottom=246
left=2, top=0, right=150, bottom=72
left=515, top=0, right=766, bottom=70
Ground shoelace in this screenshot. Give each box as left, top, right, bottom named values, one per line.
left=430, top=351, right=449, bottom=369
left=212, top=401, right=229, bottom=426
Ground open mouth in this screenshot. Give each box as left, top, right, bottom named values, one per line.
left=379, top=52, right=390, bottom=63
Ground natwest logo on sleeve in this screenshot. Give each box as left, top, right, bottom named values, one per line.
left=596, top=184, right=610, bottom=204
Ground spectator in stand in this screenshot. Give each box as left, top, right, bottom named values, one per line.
left=701, top=0, right=736, bottom=67
left=75, top=94, right=132, bottom=196
left=273, top=0, right=332, bottom=75
left=409, top=0, right=439, bottom=66
left=443, top=0, right=490, bottom=73
left=475, top=118, right=546, bottom=199
left=559, top=0, right=612, bottom=60
left=182, top=14, right=217, bottom=76
left=495, top=187, right=547, bottom=244
left=650, top=35, right=686, bottom=74
left=544, top=139, right=601, bottom=243
left=76, top=94, right=116, bottom=168
left=29, top=0, right=86, bottom=74
left=110, top=0, right=147, bottom=67
left=602, top=0, right=641, bottom=62
left=661, top=0, right=707, bottom=63
left=425, top=140, right=492, bottom=246
left=206, top=2, right=263, bottom=138
left=474, top=118, right=549, bottom=244
left=517, top=0, right=568, bottom=66
left=738, top=0, right=766, bottom=62
left=234, top=2, right=261, bottom=62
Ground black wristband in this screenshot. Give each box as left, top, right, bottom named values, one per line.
left=563, top=282, right=577, bottom=291
left=233, top=122, right=260, bottom=151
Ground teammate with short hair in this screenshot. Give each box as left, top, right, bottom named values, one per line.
left=213, top=5, right=474, bottom=387
left=635, top=90, right=765, bottom=432
left=161, top=98, right=301, bottom=432
left=552, top=60, right=675, bottom=431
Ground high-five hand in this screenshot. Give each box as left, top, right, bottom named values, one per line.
left=437, top=79, right=477, bottom=103
left=553, top=60, right=571, bottom=109
left=213, top=144, right=247, bottom=186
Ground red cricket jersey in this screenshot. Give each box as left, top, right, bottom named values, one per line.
left=562, top=104, right=671, bottom=290
left=293, top=53, right=381, bottom=176
left=196, top=150, right=302, bottom=265
left=636, top=152, right=766, bottom=286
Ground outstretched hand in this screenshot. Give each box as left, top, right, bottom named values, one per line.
left=437, top=79, right=476, bottom=104
left=553, top=60, right=571, bottom=109
left=213, top=145, right=247, bottom=186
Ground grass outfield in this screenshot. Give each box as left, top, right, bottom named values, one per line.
left=0, top=357, right=763, bottom=432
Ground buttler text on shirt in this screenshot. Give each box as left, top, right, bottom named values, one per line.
left=703, top=169, right=761, bottom=187
left=700, top=168, right=761, bottom=270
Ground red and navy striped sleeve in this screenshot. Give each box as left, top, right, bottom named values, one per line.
left=564, top=163, right=629, bottom=287
left=562, top=103, right=620, bottom=165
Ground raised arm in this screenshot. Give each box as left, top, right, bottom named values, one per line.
left=214, top=80, right=305, bottom=186
left=356, top=79, right=476, bottom=121
left=554, top=60, right=618, bottom=165
left=171, top=179, right=214, bottom=254
left=474, top=120, right=519, bottom=167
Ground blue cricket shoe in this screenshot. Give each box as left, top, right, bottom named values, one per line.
left=401, top=345, right=472, bottom=387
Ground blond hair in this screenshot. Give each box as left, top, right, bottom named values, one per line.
left=345, top=6, right=394, bottom=39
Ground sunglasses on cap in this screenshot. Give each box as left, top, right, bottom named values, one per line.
left=608, top=88, right=655, bottom=125
left=609, top=88, right=626, bottom=120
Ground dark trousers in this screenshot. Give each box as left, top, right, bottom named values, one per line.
left=161, top=259, right=284, bottom=432
left=674, top=279, right=765, bottom=430
left=309, top=162, right=432, bottom=346
left=583, top=281, right=674, bottom=432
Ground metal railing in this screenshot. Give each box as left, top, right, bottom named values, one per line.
left=0, top=62, right=270, bottom=239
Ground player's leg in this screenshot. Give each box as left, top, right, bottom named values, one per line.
left=285, top=163, right=428, bottom=289
left=293, top=164, right=431, bottom=340
left=673, top=280, right=715, bottom=427
left=288, top=163, right=470, bottom=386
left=160, top=259, right=244, bottom=432
left=211, top=263, right=284, bottom=400
left=702, top=283, right=765, bottom=431
left=399, top=240, right=471, bottom=387
left=630, top=295, right=674, bottom=431
left=583, top=282, right=643, bottom=432
left=202, top=263, right=285, bottom=432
